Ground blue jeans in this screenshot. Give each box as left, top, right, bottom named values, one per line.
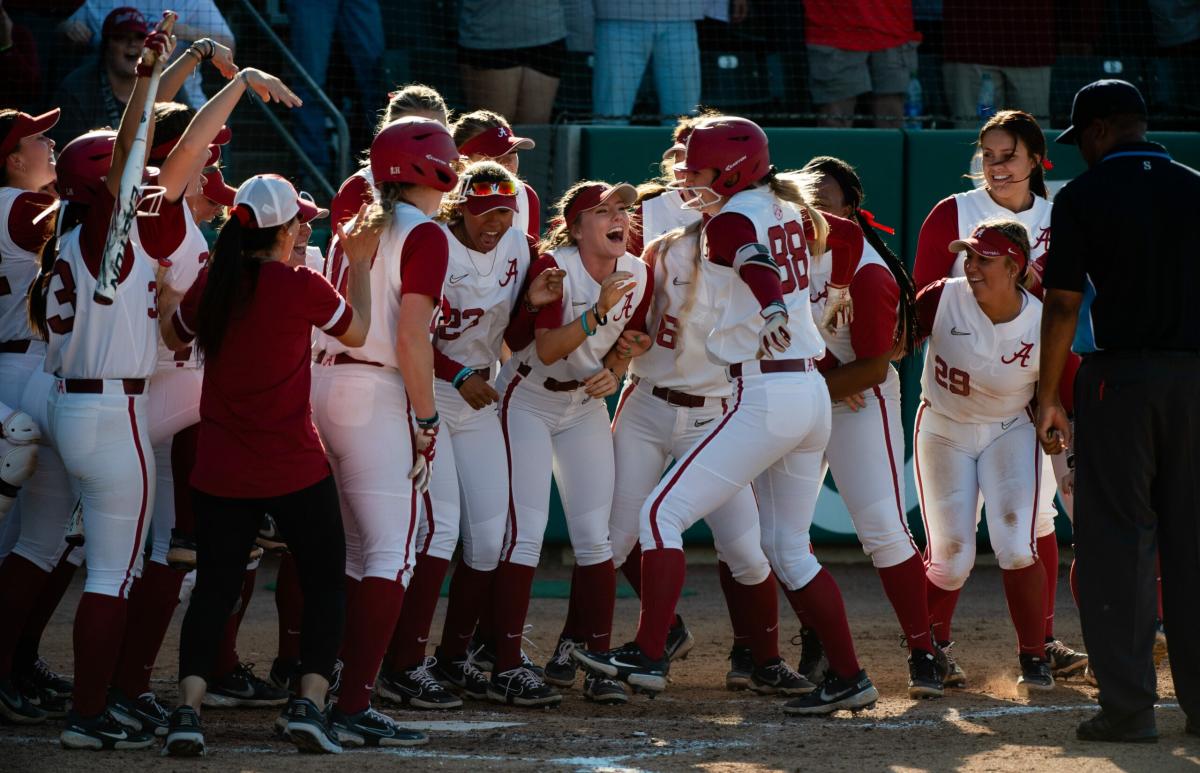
left=592, top=19, right=701, bottom=124
left=289, top=0, right=384, bottom=175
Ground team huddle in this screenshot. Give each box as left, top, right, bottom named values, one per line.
left=0, top=17, right=1109, bottom=758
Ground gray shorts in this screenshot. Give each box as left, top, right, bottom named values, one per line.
left=807, top=41, right=919, bottom=104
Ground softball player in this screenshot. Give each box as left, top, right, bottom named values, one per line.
left=453, top=110, right=541, bottom=240
left=310, top=117, right=456, bottom=746
left=487, top=180, right=649, bottom=707
left=914, top=220, right=1055, bottom=696
left=914, top=110, right=1086, bottom=681
left=801, top=156, right=947, bottom=699
left=625, top=114, right=708, bottom=257
left=575, top=117, right=879, bottom=717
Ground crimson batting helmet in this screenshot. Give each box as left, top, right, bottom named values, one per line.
left=371, top=117, right=460, bottom=192
left=676, top=117, right=771, bottom=198
left=56, top=130, right=117, bottom=206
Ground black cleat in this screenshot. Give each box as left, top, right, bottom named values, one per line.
left=162, top=705, right=206, bottom=757
left=430, top=649, right=489, bottom=700
left=376, top=657, right=464, bottom=709
left=749, top=657, right=816, bottom=696
left=665, top=616, right=695, bottom=661
left=60, top=709, right=155, bottom=750
left=1017, top=653, right=1055, bottom=696
left=573, top=642, right=669, bottom=694
left=284, top=697, right=341, bottom=754
left=795, top=627, right=829, bottom=686
left=331, top=704, right=428, bottom=747
left=108, top=689, right=170, bottom=736
left=582, top=673, right=629, bottom=705
left=469, top=638, right=544, bottom=679
left=543, top=638, right=580, bottom=687
left=783, top=670, right=879, bottom=716
left=1045, top=639, right=1089, bottom=679
left=487, top=667, right=563, bottom=707
left=203, top=662, right=289, bottom=708
left=907, top=648, right=945, bottom=699
left=0, top=677, right=46, bottom=724
left=937, top=640, right=967, bottom=687
left=269, top=656, right=300, bottom=692
left=726, top=645, right=754, bottom=691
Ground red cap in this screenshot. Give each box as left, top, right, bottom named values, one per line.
left=464, top=192, right=519, bottom=217
left=201, top=168, right=237, bottom=207
left=296, top=190, right=328, bottom=224
left=458, top=125, right=535, bottom=158
left=564, top=182, right=636, bottom=225
left=949, top=225, right=1028, bottom=274
left=102, top=7, right=148, bottom=38
left=0, top=109, right=60, bottom=158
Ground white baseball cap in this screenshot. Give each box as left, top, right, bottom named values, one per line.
left=232, top=174, right=327, bottom=228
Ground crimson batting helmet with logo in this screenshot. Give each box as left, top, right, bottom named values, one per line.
left=371, top=117, right=460, bottom=192
left=676, top=117, right=771, bottom=197
left=56, top=130, right=118, bottom=206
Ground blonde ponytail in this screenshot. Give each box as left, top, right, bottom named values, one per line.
left=768, top=170, right=829, bottom=257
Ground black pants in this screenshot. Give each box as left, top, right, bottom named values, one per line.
left=1074, top=354, right=1200, bottom=728
left=179, top=475, right=346, bottom=684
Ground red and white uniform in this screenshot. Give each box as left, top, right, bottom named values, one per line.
left=639, top=189, right=699, bottom=248
left=610, top=230, right=770, bottom=584
left=495, top=245, right=651, bottom=569
left=810, top=239, right=918, bottom=570
left=0, top=187, right=76, bottom=572
left=638, top=186, right=832, bottom=593
left=914, top=277, right=1044, bottom=590
left=425, top=225, right=529, bottom=569
left=312, top=202, right=448, bottom=583
left=45, top=189, right=161, bottom=598
left=513, top=183, right=540, bottom=241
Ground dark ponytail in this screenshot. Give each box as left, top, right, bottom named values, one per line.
left=193, top=212, right=284, bottom=360
left=803, top=156, right=918, bottom=353
left=28, top=201, right=84, bottom=341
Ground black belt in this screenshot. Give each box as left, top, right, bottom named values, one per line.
left=0, top=340, right=32, bottom=354
left=728, top=358, right=818, bottom=378
left=62, top=378, right=146, bottom=395
left=315, top=351, right=386, bottom=368
left=516, top=362, right=581, bottom=392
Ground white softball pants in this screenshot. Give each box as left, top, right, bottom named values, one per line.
left=144, top=366, right=203, bottom=567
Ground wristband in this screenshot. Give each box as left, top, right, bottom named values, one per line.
left=581, top=310, right=596, bottom=337
left=185, top=45, right=203, bottom=62
left=760, top=300, right=787, bottom=320
left=592, top=303, right=608, bottom=326
left=416, top=413, right=440, bottom=430
left=452, top=367, right=475, bottom=389
left=523, top=299, right=539, bottom=313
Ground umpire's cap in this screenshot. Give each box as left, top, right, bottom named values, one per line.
left=1056, top=80, right=1147, bottom=145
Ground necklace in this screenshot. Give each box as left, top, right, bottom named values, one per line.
left=454, top=223, right=499, bottom=276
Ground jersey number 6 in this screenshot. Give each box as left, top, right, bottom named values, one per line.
left=768, top=221, right=809, bottom=294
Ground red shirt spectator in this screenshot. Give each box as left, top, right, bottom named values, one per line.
left=804, top=0, right=921, bottom=51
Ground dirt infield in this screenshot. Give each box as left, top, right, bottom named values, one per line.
left=3, top=548, right=1196, bottom=772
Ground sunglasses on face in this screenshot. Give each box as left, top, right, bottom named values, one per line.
left=464, top=180, right=519, bottom=197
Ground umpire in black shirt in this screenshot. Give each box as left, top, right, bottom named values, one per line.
left=1038, top=79, right=1200, bottom=744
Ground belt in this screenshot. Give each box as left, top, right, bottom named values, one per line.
left=60, top=378, right=146, bottom=395
left=0, top=340, right=32, bottom=354
left=728, top=358, right=817, bottom=378
left=315, top=351, right=386, bottom=368
left=639, top=380, right=710, bottom=408
left=516, top=362, right=581, bottom=392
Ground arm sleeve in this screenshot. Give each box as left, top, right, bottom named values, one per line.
left=301, top=266, right=353, bottom=336
left=914, top=278, right=948, bottom=342
left=330, top=173, right=373, bottom=228
left=133, top=197, right=188, bottom=262
left=624, top=260, right=654, bottom=333
left=1042, top=187, right=1087, bottom=293
left=913, top=197, right=960, bottom=290
left=399, top=221, right=449, bottom=300
left=171, top=267, right=207, bottom=343
left=433, top=346, right=470, bottom=382
left=531, top=254, right=564, bottom=331
left=705, top=211, right=783, bottom=310
left=7, top=192, right=56, bottom=255
left=848, top=264, right=900, bottom=359
left=503, top=240, right=546, bottom=350
left=78, top=185, right=119, bottom=277
left=819, top=213, right=866, bottom=288
left=523, top=183, right=541, bottom=241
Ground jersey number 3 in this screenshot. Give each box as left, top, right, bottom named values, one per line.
left=768, top=221, right=809, bottom=294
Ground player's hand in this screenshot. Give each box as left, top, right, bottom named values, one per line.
left=821, top=284, right=853, bottom=333
left=61, top=19, right=93, bottom=45
left=615, top=329, right=650, bottom=359
left=841, top=392, right=868, bottom=412
left=239, top=67, right=303, bottom=107
left=458, top=372, right=499, bottom=410
left=584, top=368, right=620, bottom=398
left=1036, top=400, right=1071, bottom=455
left=526, top=267, right=564, bottom=308
left=408, top=421, right=438, bottom=494
left=597, top=271, right=636, bottom=317
left=137, top=30, right=176, bottom=75
left=757, top=309, right=791, bottom=359
left=1059, top=469, right=1075, bottom=496
left=205, top=39, right=238, bottom=79
left=334, top=205, right=380, bottom=265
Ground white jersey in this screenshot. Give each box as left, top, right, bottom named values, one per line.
left=921, top=277, right=1041, bottom=424
left=701, top=187, right=825, bottom=366
left=948, top=187, right=1052, bottom=277
left=437, top=225, right=529, bottom=370
left=513, top=246, right=649, bottom=382
left=44, top=229, right=159, bottom=379
left=630, top=231, right=729, bottom=398
left=0, top=187, right=46, bottom=343
left=641, top=189, right=701, bottom=245
left=514, top=184, right=534, bottom=241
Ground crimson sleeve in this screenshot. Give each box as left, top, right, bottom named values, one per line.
left=503, top=240, right=544, bottom=350
left=703, top=211, right=759, bottom=267
left=299, top=265, right=352, bottom=335
left=172, top=266, right=207, bottom=343
left=523, top=183, right=541, bottom=240
left=433, top=346, right=470, bottom=383
left=819, top=213, right=866, bottom=289
left=624, top=259, right=654, bottom=333
left=848, top=264, right=900, bottom=359
left=7, top=192, right=56, bottom=255
left=78, top=186, right=119, bottom=277
left=530, top=254, right=564, bottom=331
left=914, top=278, right=948, bottom=342
left=913, top=197, right=961, bottom=290
left=331, top=172, right=373, bottom=228
left=399, top=221, right=449, bottom=300
left=134, top=197, right=188, bottom=262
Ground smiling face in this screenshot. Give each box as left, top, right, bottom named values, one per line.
left=104, top=31, right=144, bottom=79
left=963, top=247, right=1021, bottom=307
left=571, top=199, right=629, bottom=260
left=980, top=129, right=1038, bottom=200
left=811, top=173, right=852, bottom=219
left=9, top=131, right=56, bottom=191
left=462, top=206, right=514, bottom=253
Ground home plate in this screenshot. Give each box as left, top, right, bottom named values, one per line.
left=396, top=720, right=525, bottom=732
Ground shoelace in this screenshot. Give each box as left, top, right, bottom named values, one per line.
left=409, top=657, right=443, bottom=690
left=138, top=692, right=169, bottom=720
left=460, top=650, right=487, bottom=681
left=550, top=640, right=575, bottom=667
left=32, top=658, right=62, bottom=683
left=500, top=667, right=543, bottom=689
left=176, top=708, right=200, bottom=729
left=361, top=706, right=396, bottom=728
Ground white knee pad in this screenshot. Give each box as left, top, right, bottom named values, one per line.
left=714, top=531, right=771, bottom=586
left=0, top=411, right=40, bottom=520
left=568, top=507, right=614, bottom=567
left=761, top=530, right=821, bottom=592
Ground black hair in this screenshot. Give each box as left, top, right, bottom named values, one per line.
left=149, top=102, right=195, bottom=163
left=193, top=214, right=290, bottom=360
left=0, top=109, right=19, bottom=186
left=976, top=110, right=1049, bottom=200
left=28, top=201, right=85, bottom=341
left=803, top=155, right=918, bottom=353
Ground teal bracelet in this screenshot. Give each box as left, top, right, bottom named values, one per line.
left=452, top=367, right=475, bottom=389
left=581, top=309, right=596, bottom=337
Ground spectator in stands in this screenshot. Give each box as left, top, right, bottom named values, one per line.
left=58, top=0, right=233, bottom=109
left=459, top=0, right=567, bottom=124
left=804, top=0, right=922, bottom=127
left=288, top=0, right=384, bottom=184
left=0, top=3, right=42, bottom=109
left=1148, top=0, right=1200, bottom=127
left=591, top=0, right=706, bottom=124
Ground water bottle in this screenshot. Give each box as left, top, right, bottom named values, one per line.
left=903, top=72, right=923, bottom=130
left=977, top=72, right=996, bottom=121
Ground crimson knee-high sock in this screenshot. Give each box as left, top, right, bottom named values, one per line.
left=494, top=561, right=536, bottom=673
left=620, top=544, right=642, bottom=597
left=560, top=564, right=584, bottom=642
left=784, top=568, right=861, bottom=680
left=15, top=549, right=79, bottom=672
left=170, top=425, right=199, bottom=535
left=275, top=551, right=303, bottom=661
left=735, top=574, right=781, bottom=665
left=0, top=555, right=49, bottom=678
left=877, top=555, right=933, bottom=653
left=385, top=553, right=450, bottom=672
left=1069, top=557, right=1080, bottom=608
left=438, top=562, right=493, bottom=660
left=1037, top=533, right=1059, bottom=641
left=72, top=593, right=128, bottom=716
left=112, top=561, right=185, bottom=695
left=214, top=567, right=257, bottom=678
left=633, top=548, right=686, bottom=661
left=338, top=577, right=405, bottom=714
left=718, top=560, right=751, bottom=646
left=927, top=579, right=962, bottom=644
left=338, top=575, right=362, bottom=657
left=572, top=560, right=617, bottom=651
left=1001, top=564, right=1048, bottom=658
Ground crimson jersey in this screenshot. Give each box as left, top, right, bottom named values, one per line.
left=916, top=277, right=1041, bottom=424
left=330, top=167, right=375, bottom=228
left=0, top=187, right=55, bottom=343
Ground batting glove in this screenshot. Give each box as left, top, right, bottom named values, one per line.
left=758, top=304, right=791, bottom=359
left=136, top=31, right=172, bottom=76
left=820, top=284, right=853, bottom=334
left=408, top=417, right=439, bottom=495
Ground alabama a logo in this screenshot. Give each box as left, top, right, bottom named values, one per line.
left=499, top=257, right=518, bottom=287
left=1001, top=341, right=1035, bottom=368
